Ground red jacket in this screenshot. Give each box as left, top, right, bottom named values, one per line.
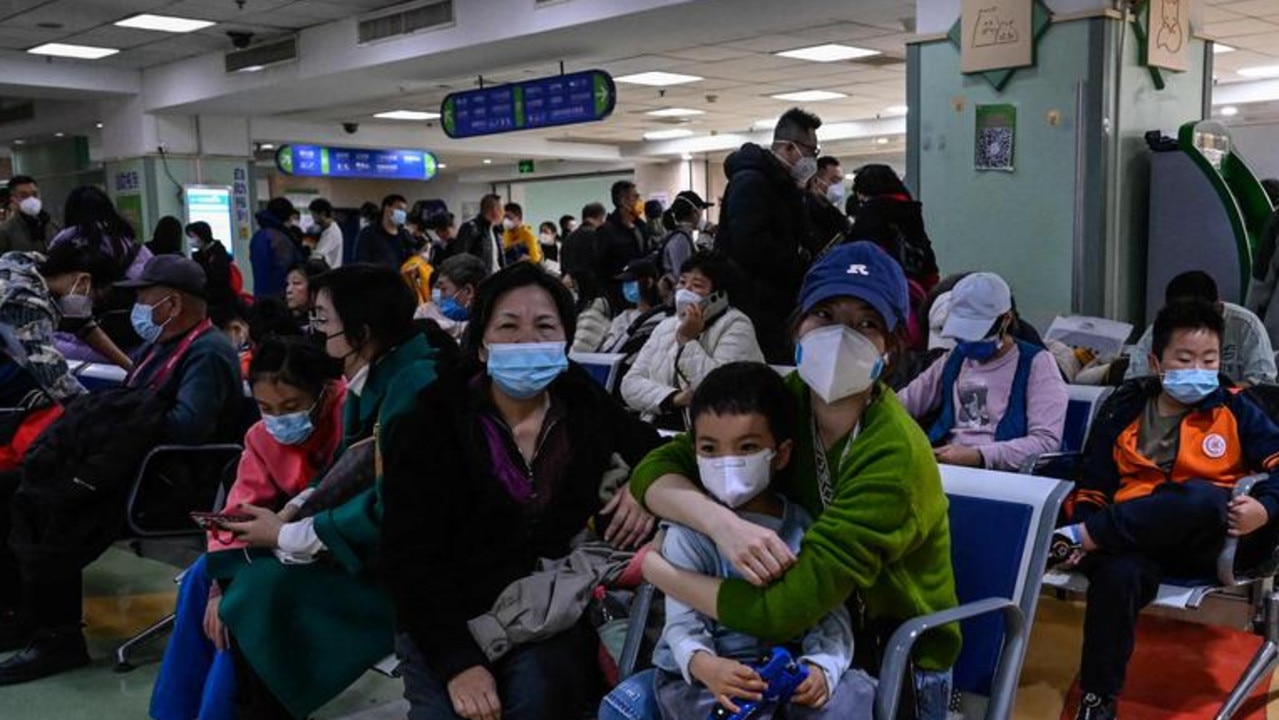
left=208, top=379, right=346, bottom=552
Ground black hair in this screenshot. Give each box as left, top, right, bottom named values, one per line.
left=37, top=241, right=119, bottom=288
left=461, top=262, right=577, bottom=364
left=185, top=221, right=214, bottom=246
left=381, top=194, right=407, bottom=210
left=248, top=335, right=342, bottom=398
left=311, top=264, right=417, bottom=354
left=266, top=197, right=296, bottom=222
left=148, top=215, right=185, bottom=256
left=679, top=250, right=739, bottom=303
left=852, top=164, right=908, bottom=198
left=359, top=202, right=380, bottom=224
left=423, top=212, right=455, bottom=231
left=308, top=198, right=334, bottom=217
left=581, top=202, right=607, bottom=222
left=6, top=175, right=35, bottom=193
left=773, top=107, right=822, bottom=144
left=287, top=257, right=331, bottom=281
left=690, top=362, right=796, bottom=445
left=817, top=156, right=841, bottom=172
left=1152, top=298, right=1225, bottom=359
left=62, top=185, right=136, bottom=257
left=538, top=221, right=558, bottom=238
left=644, top=199, right=664, bottom=221
left=504, top=202, right=523, bottom=219
left=564, top=266, right=609, bottom=316
left=437, top=253, right=487, bottom=289
left=611, top=181, right=636, bottom=209
left=1165, top=270, right=1219, bottom=304
left=558, top=215, right=575, bottom=236
left=248, top=296, right=300, bottom=343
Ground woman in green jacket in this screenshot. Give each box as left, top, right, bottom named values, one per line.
left=627, top=242, right=959, bottom=720
left=214, top=265, right=439, bottom=719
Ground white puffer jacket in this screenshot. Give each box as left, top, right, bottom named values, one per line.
left=621, top=306, right=764, bottom=418
left=571, top=297, right=612, bottom=353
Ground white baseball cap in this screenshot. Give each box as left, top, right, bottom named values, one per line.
left=941, top=272, right=1012, bottom=342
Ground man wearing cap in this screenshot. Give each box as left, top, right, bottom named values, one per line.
left=118, top=255, right=242, bottom=445
left=601, top=258, right=670, bottom=357
left=0, top=256, right=240, bottom=685
left=655, top=190, right=712, bottom=281
left=897, top=272, right=1067, bottom=472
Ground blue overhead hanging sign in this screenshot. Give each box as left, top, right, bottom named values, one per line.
left=275, top=144, right=439, bottom=181
left=441, top=69, right=616, bottom=139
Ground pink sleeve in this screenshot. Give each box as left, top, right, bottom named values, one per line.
left=896, top=352, right=947, bottom=421
left=975, top=351, right=1069, bottom=471
left=207, top=425, right=278, bottom=553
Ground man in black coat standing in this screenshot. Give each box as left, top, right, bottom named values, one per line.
left=455, top=193, right=505, bottom=276
left=715, top=107, right=821, bottom=364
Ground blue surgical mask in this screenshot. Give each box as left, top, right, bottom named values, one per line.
left=130, top=296, right=173, bottom=344
left=392, top=209, right=407, bottom=226
left=263, top=410, right=315, bottom=445
left=623, top=281, right=641, bottom=304
left=486, top=342, right=568, bottom=400
left=440, top=296, right=469, bottom=322
left=955, top=338, right=1001, bottom=363
left=1162, top=368, right=1219, bottom=405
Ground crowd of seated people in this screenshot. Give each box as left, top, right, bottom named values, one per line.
left=1, top=159, right=1278, bottom=720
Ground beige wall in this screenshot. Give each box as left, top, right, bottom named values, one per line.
left=266, top=170, right=492, bottom=219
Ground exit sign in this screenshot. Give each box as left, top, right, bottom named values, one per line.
left=518, top=159, right=535, bottom=174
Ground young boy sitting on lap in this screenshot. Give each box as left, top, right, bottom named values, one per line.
left=1055, top=299, right=1279, bottom=720
left=647, top=361, right=874, bottom=720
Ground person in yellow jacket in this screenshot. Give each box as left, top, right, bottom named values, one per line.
left=401, top=253, right=433, bottom=307
left=500, top=202, right=543, bottom=267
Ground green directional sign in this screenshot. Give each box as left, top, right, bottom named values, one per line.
left=441, top=69, right=616, bottom=139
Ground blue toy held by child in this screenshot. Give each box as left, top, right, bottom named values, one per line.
left=708, top=647, right=810, bottom=720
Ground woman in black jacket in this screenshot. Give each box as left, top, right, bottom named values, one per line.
left=381, top=262, right=663, bottom=720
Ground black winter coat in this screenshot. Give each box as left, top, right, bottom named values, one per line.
left=380, top=362, right=663, bottom=680
left=714, top=143, right=811, bottom=364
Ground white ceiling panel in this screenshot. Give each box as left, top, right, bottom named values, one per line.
left=1204, top=17, right=1279, bottom=35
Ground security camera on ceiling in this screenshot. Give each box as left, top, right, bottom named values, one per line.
left=227, top=31, right=254, bottom=50
left=343, top=122, right=359, bottom=134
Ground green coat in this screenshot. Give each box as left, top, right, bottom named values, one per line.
left=208, top=334, right=438, bottom=718
left=630, top=373, right=961, bottom=671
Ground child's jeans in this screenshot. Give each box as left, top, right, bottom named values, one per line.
left=600, top=666, right=933, bottom=720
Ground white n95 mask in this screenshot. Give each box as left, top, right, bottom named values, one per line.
left=794, top=324, right=884, bottom=404
left=696, top=450, right=775, bottom=508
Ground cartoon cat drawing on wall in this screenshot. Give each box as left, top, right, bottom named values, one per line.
left=1156, top=0, right=1184, bottom=53
left=973, top=6, right=1019, bottom=47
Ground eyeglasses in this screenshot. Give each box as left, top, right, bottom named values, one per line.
left=789, top=139, right=820, bottom=158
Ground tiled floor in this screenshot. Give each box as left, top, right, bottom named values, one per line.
left=2, top=548, right=1275, bottom=720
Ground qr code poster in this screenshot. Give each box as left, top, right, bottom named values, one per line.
left=975, top=103, right=1016, bottom=172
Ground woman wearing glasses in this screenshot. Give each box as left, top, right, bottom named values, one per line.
left=207, top=265, right=441, bottom=719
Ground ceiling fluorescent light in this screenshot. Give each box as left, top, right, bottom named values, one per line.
left=643, top=128, right=695, bottom=140
left=752, top=117, right=780, bottom=130
left=615, top=72, right=702, bottom=87
left=680, top=152, right=694, bottom=161
left=1239, top=65, right=1279, bottom=79
left=776, top=44, right=880, bottom=62
left=1219, top=106, right=1239, bottom=117
left=646, top=108, right=704, bottom=117
left=115, top=14, right=215, bottom=33
left=771, top=90, right=847, bottom=102
left=883, top=105, right=909, bottom=115
left=1213, top=43, right=1235, bottom=54
left=28, top=43, right=119, bottom=60
left=238, top=65, right=266, bottom=73
left=374, top=110, right=441, bottom=121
